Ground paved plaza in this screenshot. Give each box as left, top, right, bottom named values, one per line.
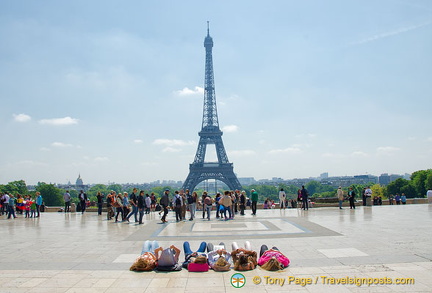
left=1, top=204, right=431, bottom=292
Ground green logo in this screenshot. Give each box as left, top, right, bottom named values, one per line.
left=230, top=273, right=246, bottom=288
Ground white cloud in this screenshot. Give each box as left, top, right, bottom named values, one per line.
left=39, top=117, right=79, bottom=126
left=175, top=86, right=204, bottom=96
left=153, top=139, right=195, bottom=147
left=162, top=147, right=181, bottom=153
left=13, top=113, right=31, bottom=122
left=134, top=139, right=143, bottom=144
left=322, top=153, right=346, bottom=158
left=351, top=151, right=368, bottom=157
left=376, top=146, right=400, bottom=156
left=222, top=125, right=239, bottom=133
left=427, top=137, right=432, bottom=142
left=268, top=147, right=302, bottom=154
left=51, top=142, right=74, bottom=148
left=94, top=156, right=109, bottom=162
left=40, top=147, right=51, bottom=152
left=228, top=150, right=256, bottom=156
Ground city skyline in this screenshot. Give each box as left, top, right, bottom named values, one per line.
left=1, top=1, right=431, bottom=185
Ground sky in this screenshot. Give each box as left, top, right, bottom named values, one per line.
left=1, top=0, right=431, bottom=185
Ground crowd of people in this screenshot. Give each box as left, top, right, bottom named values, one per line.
left=130, top=240, right=290, bottom=272
left=0, top=192, right=43, bottom=219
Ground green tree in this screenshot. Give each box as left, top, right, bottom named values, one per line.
left=371, top=184, right=384, bottom=199
left=305, top=181, right=321, bottom=196
left=411, top=170, right=432, bottom=197
left=1, top=180, right=28, bottom=194
left=400, top=184, right=416, bottom=198
left=387, top=178, right=409, bottom=196
left=107, top=184, right=123, bottom=194
left=425, top=173, right=432, bottom=191
left=36, top=182, right=63, bottom=206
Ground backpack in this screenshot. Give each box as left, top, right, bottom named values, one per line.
left=204, top=197, right=212, bottom=206
left=175, top=196, right=181, bottom=208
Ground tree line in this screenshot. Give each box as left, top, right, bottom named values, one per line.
left=1, top=169, right=431, bottom=206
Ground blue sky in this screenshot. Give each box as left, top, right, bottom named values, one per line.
left=1, top=0, right=431, bottom=185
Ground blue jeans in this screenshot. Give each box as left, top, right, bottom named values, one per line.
left=127, top=205, right=138, bottom=222
left=223, top=206, right=232, bottom=218
left=141, top=240, right=159, bottom=254
left=183, top=241, right=207, bottom=255
left=339, top=200, right=343, bottom=209
left=206, top=205, right=211, bottom=220
left=97, top=203, right=103, bottom=215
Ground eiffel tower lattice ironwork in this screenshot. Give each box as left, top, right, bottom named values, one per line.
left=182, top=23, right=242, bottom=192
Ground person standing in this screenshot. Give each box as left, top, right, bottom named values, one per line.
left=63, top=190, right=71, bottom=213
left=401, top=193, right=407, bottom=205
left=337, top=187, right=344, bottom=209
left=251, top=189, right=258, bottom=215
left=7, top=194, right=16, bottom=219
left=348, top=187, right=356, bottom=209
left=106, top=192, right=114, bottom=220
left=388, top=194, right=394, bottom=205
left=1, top=192, right=10, bottom=216
left=180, top=190, right=187, bottom=221
left=160, top=189, right=170, bottom=223
left=215, top=192, right=221, bottom=219
left=220, top=191, right=233, bottom=219
left=239, top=191, right=246, bottom=215
left=35, top=192, right=43, bottom=217
left=301, top=186, right=309, bottom=210
left=172, top=191, right=182, bottom=222
left=114, top=193, right=124, bottom=222
left=145, top=194, right=151, bottom=214
left=364, top=186, right=372, bottom=206
left=122, top=192, right=130, bottom=221
left=204, top=194, right=213, bottom=221
left=279, top=188, right=286, bottom=209
left=126, top=188, right=139, bottom=223
left=137, top=190, right=145, bottom=224
left=96, top=192, right=103, bottom=215
left=78, top=190, right=87, bottom=214
left=187, top=190, right=197, bottom=221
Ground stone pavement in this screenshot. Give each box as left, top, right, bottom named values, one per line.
left=0, top=204, right=431, bottom=292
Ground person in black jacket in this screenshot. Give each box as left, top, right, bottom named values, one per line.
left=137, top=190, right=145, bottom=224
left=160, top=189, right=170, bottom=223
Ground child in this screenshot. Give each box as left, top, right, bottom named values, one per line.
left=24, top=196, right=31, bottom=218
left=30, top=198, right=36, bottom=218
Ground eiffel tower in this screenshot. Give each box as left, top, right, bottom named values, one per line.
left=182, top=23, right=242, bottom=192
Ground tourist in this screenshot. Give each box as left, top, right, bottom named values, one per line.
left=395, top=193, right=401, bottom=205
left=348, top=187, right=356, bottom=209
left=180, top=189, right=187, bottom=220
left=301, top=186, right=309, bottom=210
left=114, top=193, right=124, bottom=222
left=150, top=192, right=156, bottom=212
left=160, top=189, right=170, bottom=223
left=279, top=188, right=287, bottom=209
left=251, top=189, right=258, bottom=215
left=219, top=191, right=233, bottom=220
left=7, top=193, right=16, bottom=219
left=207, top=242, right=232, bottom=271
left=401, top=193, right=407, bottom=205
left=239, top=191, right=246, bottom=215
left=204, top=193, right=213, bottom=221
left=258, top=244, right=290, bottom=271
left=187, top=190, right=197, bottom=221
left=231, top=241, right=257, bottom=271
left=106, top=192, right=114, bottom=220
left=388, top=194, right=394, bottom=205
left=182, top=241, right=208, bottom=269
left=172, top=191, right=182, bottom=222
left=36, top=191, right=43, bottom=217
left=122, top=192, right=130, bottom=220
left=154, top=244, right=181, bottom=271
left=126, top=188, right=139, bottom=223
left=64, top=190, right=71, bottom=213
left=337, top=186, right=344, bottom=209
left=96, top=192, right=103, bottom=215
left=215, top=192, right=221, bottom=219
left=137, top=190, right=145, bottom=224
left=145, top=193, right=151, bottom=214
left=130, top=240, right=159, bottom=271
